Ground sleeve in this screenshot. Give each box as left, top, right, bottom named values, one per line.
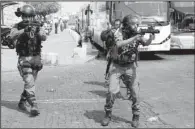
left=38, top=27, right=47, bottom=41
left=137, top=35, right=147, bottom=46
left=114, top=29, right=123, bottom=42
left=9, top=24, right=24, bottom=39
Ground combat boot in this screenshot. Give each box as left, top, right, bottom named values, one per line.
left=131, top=114, right=140, bottom=128
left=101, top=111, right=112, bottom=126
left=18, top=91, right=27, bottom=110
left=30, top=102, right=40, bottom=116
left=25, top=91, right=40, bottom=116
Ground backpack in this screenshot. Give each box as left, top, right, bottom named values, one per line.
left=100, top=29, right=115, bottom=50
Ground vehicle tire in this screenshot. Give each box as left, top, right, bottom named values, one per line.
left=1, top=30, right=10, bottom=46
left=8, top=44, right=15, bottom=49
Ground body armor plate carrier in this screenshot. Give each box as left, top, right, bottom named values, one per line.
left=113, top=29, right=140, bottom=65
left=16, top=28, right=42, bottom=56
left=115, top=40, right=139, bottom=65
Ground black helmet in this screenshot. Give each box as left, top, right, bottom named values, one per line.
left=15, top=4, right=36, bottom=17
left=122, top=15, right=141, bottom=26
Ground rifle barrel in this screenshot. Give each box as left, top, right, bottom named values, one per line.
left=139, top=29, right=160, bottom=34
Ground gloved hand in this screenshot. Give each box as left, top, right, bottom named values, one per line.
left=24, top=26, right=31, bottom=32
left=35, top=26, right=40, bottom=33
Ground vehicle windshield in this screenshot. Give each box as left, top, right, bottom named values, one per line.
left=172, top=2, right=194, bottom=7
left=179, top=16, right=195, bottom=31
left=124, top=2, right=168, bottom=25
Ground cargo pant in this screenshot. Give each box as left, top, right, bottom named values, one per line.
left=17, top=55, right=43, bottom=96
left=104, top=62, right=140, bottom=115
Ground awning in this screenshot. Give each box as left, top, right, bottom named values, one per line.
left=1, top=1, right=19, bottom=25
left=1, top=1, right=18, bottom=9
left=173, top=7, right=195, bottom=15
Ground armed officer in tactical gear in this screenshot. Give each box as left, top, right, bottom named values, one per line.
left=8, top=4, right=47, bottom=116
left=101, top=15, right=154, bottom=128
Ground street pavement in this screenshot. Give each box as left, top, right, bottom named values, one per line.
left=1, top=29, right=98, bottom=72
left=1, top=51, right=194, bottom=128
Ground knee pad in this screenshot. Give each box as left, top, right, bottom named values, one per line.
left=132, top=103, right=140, bottom=110
left=24, top=90, right=36, bottom=106
left=105, top=92, right=116, bottom=111
left=132, top=104, right=140, bottom=115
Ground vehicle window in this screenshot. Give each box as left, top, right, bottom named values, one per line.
left=181, top=18, right=195, bottom=29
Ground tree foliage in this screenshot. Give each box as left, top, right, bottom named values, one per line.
left=27, top=2, right=61, bottom=18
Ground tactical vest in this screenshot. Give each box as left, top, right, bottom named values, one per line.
left=112, top=32, right=140, bottom=65
left=16, top=29, right=42, bottom=56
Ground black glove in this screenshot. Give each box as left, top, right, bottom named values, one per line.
left=35, top=26, right=40, bottom=33
left=24, top=26, right=31, bottom=32
left=31, top=26, right=37, bottom=32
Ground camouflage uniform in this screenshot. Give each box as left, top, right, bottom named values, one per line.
left=104, top=27, right=140, bottom=111
left=102, top=23, right=152, bottom=127
left=8, top=4, right=47, bottom=116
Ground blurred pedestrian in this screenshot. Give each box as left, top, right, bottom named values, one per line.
left=75, top=19, right=83, bottom=47
left=53, top=17, right=59, bottom=34
left=59, top=18, right=64, bottom=32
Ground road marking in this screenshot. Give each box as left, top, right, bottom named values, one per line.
left=38, top=98, right=105, bottom=103
left=3, top=98, right=105, bottom=104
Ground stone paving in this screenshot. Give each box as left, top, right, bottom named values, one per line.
left=1, top=28, right=194, bottom=128
left=2, top=58, right=184, bottom=128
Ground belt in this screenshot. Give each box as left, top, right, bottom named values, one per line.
left=19, top=53, right=40, bottom=57
left=113, top=60, right=134, bottom=66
